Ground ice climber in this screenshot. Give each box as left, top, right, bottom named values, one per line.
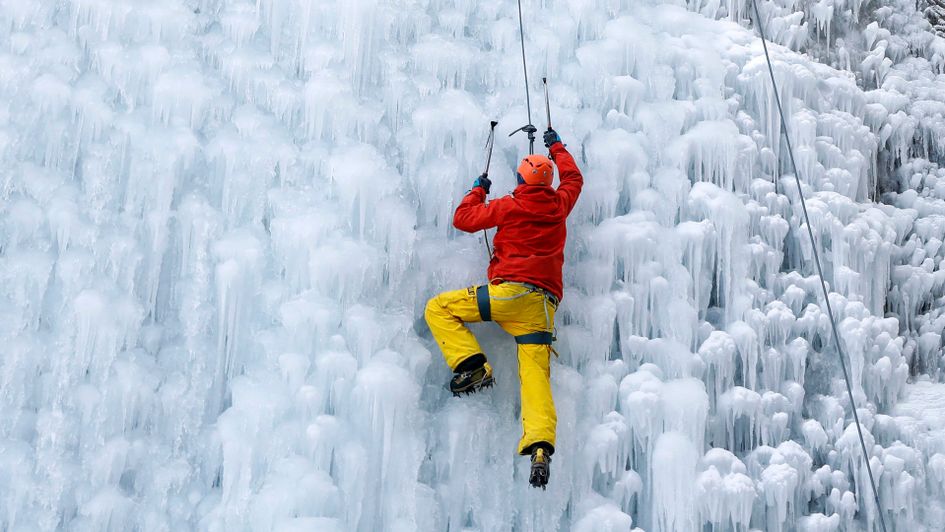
left=424, top=127, right=583, bottom=489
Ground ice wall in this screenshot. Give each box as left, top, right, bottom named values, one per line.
left=702, top=0, right=945, bottom=380
left=1, top=0, right=945, bottom=531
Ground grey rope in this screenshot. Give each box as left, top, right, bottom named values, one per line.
left=516, top=0, right=533, bottom=126
left=750, top=1, right=888, bottom=530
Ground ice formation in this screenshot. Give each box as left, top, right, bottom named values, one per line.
left=3, top=0, right=945, bottom=530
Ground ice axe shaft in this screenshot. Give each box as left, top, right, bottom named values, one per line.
left=484, top=121, right=498, bottom=175
left=542, top=77, right=551, bottom=130
left=481, top=120, right=497, bottom=259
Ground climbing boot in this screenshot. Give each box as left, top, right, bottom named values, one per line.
left=529, top=447, right=551, bottom=489
left=449, top=362, right=494, bottom=396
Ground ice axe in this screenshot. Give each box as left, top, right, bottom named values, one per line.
left=484, top=120, right=498, bottom=175
left=480, top=121, right=498, bottom=259
left=509, top=123, right=537, bottom=154
left=542, top=77, right=552, bottom=131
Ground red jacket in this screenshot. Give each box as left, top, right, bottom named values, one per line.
left=453, top=143, right=583, bottom=300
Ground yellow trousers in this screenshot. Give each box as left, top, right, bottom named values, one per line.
left=425, top=282, right=557, bottom=455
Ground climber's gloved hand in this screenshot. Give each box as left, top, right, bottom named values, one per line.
left=543, top=128, right=561, bottom=148
left=472, top=173, right=492, bottom=194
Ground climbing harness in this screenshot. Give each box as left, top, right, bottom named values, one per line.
left=475, top=282, right=558, bottom=321
left=509, top=0, right=538, bottom=153
left=750, top=2, right=888, bottom=530
left=474, top=281, right=559, bottom=353
left=502, top=280, right=560, bottom=309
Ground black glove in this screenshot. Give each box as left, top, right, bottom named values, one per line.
left=472, top=173, right=491, bottom=194
left=543, top=128, right=561, bottom=148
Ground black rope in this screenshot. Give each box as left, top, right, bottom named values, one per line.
left=750, top=2, right=887, bottom=530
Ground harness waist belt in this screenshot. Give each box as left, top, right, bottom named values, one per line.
left=496, top=280, right=560, bottom=307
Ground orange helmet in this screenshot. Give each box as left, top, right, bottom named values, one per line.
left=517, top=154, right=554, bottom=186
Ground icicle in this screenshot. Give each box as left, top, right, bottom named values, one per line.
left=652, top=432, right=700, bottom=532
left=697, top=449, right=755, bottom=531
left=573, top=502, right=638, bottom=532
left=210, top=230, right=264, bottom=415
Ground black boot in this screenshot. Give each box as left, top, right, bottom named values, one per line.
left=529, top=446, right=552, bottom=489
left=449, top=355, right=494, bottom=396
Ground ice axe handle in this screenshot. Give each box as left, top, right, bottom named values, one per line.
left=542, top=77, right=551, bottom=130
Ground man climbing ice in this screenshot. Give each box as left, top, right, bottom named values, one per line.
left=424, top=127, right=583, bottom=489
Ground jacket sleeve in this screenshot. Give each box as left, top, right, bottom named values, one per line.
left=453, top=186, right=504, bottom=232
left=550, top=143, right=583, bottom=214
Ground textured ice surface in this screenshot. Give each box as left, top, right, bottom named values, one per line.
left=894, top=380, right=945, bottom=430
left=3, top=0, right=945, bottom=531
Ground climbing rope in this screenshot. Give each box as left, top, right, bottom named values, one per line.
left=510, top=0, right=538, bottom=153
left=517, top=0, right=532, bottom=126
left=749, top=1, right=888, bottom=530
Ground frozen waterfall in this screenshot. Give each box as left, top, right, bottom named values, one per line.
left=2, top=0, right=945, bottom=530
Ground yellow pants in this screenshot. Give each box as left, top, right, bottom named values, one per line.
left=425, top=282, right=557, bottom=455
